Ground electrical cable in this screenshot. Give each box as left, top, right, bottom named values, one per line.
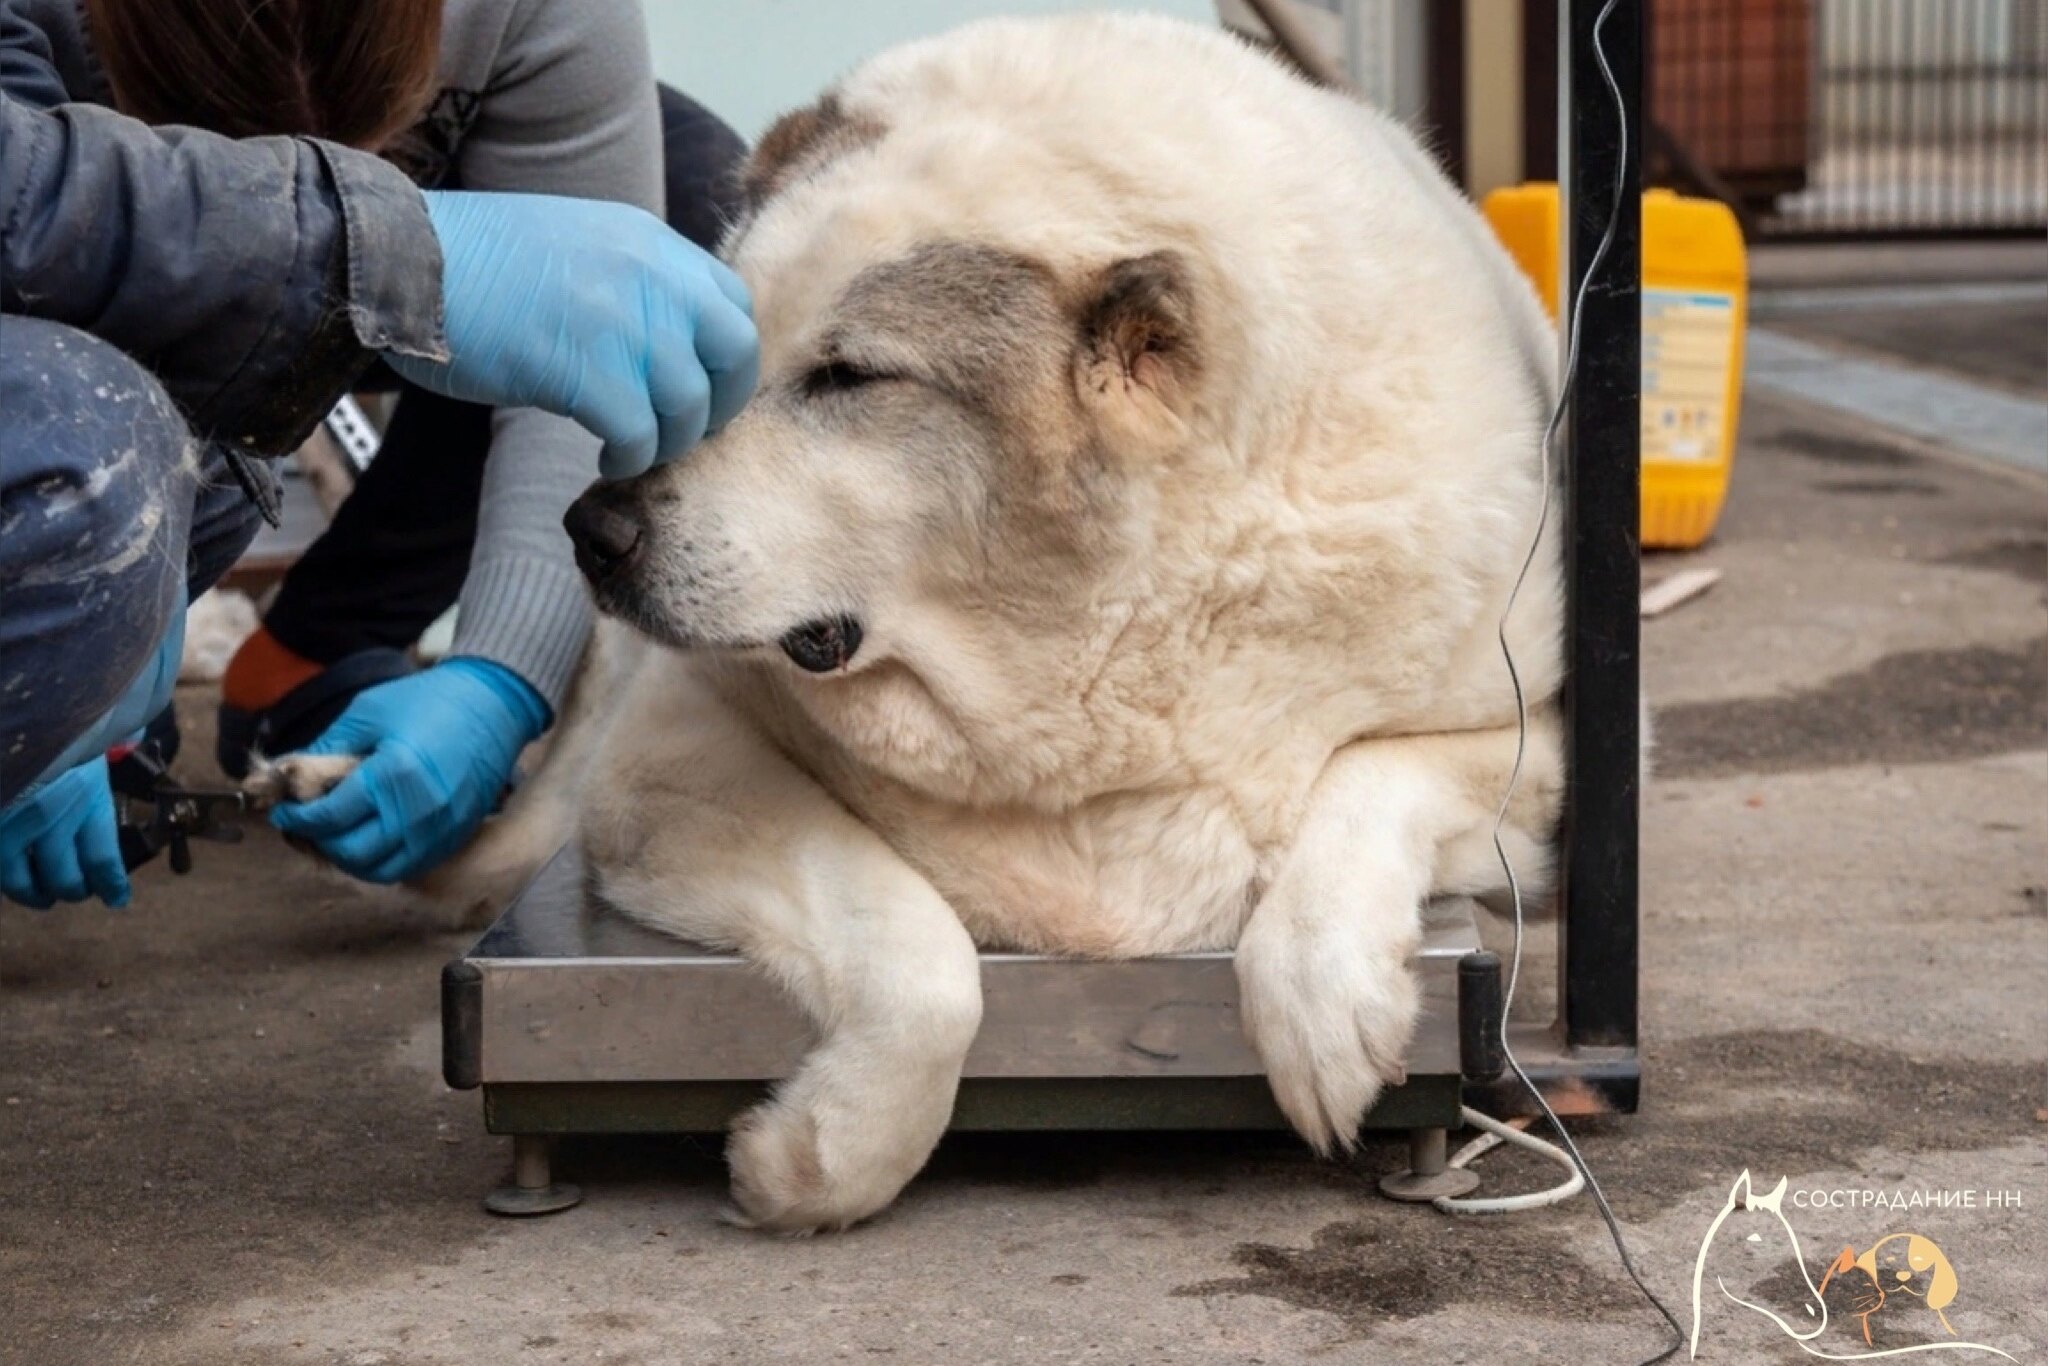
left=1482, top=1, right=1687, bottom=1361
left=1434, top=1105, right=1585, bottom=1214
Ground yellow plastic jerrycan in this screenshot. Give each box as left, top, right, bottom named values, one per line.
left=1481, top=184, right=1747, bottom=550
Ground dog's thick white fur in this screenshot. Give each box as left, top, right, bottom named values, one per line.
left=262, top=14, right=1567, bottom=1232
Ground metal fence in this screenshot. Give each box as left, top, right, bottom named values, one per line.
left=1651, top=0, right=2048, bottom=238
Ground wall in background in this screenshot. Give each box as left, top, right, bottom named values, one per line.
left=645, top=1, right=1218, bottom=140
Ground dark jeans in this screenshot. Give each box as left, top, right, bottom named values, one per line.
left=264, top=86, right=746, bottom=666
left=0, top=319, right=266, bottom=801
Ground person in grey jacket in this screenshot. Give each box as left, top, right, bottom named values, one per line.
left=0, top=0, right=759, bottom=908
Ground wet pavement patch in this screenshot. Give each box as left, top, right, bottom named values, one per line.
left=1178, top=1218, right=1645, bottom=1333
left=1652, top=638, right=2047, bottom=778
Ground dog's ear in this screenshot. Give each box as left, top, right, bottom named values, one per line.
left=1078, top=252, right=1201, bottom=419
left=741, top=94, right=883, bottom=209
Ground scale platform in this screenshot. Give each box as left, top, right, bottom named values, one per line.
left=434, top=0, right=1652, bottom=1217
left=442, top=846, right=1508, bottom=1211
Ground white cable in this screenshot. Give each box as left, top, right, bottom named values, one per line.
left=1433, top=1106, right=1585, bottom=1214
left=1477, top=1, right=1686, bottom=1362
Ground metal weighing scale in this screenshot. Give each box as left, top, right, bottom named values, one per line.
left=441, top=0, right=1647, bottom=1215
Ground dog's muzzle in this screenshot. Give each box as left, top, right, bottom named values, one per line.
left=780, top=616, right=863, bottom=673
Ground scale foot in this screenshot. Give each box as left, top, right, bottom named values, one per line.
left=1378, top=1125, right=1481, bottom=1202
left=485, top=1135, right=583, bottom=1216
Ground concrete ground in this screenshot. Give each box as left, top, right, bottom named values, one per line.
left=3, top=288, right=2044, bottom=1366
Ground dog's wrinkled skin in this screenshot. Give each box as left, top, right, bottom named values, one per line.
left=263, top=15, right=1567, bottom=1233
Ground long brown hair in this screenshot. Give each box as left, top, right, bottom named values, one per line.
left=84, top=0, right=445, bottom=153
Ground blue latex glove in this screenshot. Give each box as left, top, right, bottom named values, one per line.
left=387, top=190, right=760, bottom=481
left=268, top=659, right=550, bottom=884
left=0, top=757, right=129, bottom=909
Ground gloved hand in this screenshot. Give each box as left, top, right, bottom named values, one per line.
left=268, top=658, right=550, bottom=884
left=387, top=190, right=760, bottom=481
left=0, top=757, right=129, bottom=909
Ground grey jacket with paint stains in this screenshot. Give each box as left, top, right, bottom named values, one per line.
left=2, top=0, right=664, bottom=709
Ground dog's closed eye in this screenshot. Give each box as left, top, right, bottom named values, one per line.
left=802, top=358, right=896, bottom=398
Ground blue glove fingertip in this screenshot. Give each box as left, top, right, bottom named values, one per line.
left=365, top=850, right=425, bottom=886
left=272, top=802, right=339, bottom=841
left=316, top=818, right=402, bottom=875
left=79, top=806, right=128, bottom=908
left=599, top=437, right=656, bottom=484
left=269, top=803, right=318, bottom=838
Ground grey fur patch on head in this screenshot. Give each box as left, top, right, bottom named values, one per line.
left=826, top=241, right=1065, bottom=407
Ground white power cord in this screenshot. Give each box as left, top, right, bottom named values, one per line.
left=1474, top=1, right=1687, bottom=1362
left=1433, top=1105, right=1585, bottom=1214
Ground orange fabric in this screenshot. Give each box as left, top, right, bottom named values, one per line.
left=220, top=626, right=325, bottom=712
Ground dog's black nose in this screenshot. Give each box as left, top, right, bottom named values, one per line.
left=564, top=488, right=644, bottom=582
left=780, top=616, right=864, bottom=673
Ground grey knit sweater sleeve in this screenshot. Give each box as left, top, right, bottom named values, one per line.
left=445, top=0, right=664, bottom=711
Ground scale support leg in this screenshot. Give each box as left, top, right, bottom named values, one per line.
left=484, top=1134, right=584, bottom=1216
left=1378, top=1125, right=1481, bottom=1202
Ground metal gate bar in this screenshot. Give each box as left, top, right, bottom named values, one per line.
left=1561, top=0, right=1644, bottom=1061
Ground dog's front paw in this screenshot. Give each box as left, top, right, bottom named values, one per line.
left=1235, top=916, right=1418, bottom=1155
left=241, top=752, right=361, bottom=808
left=724, top=1086, right=941, bottom=1235
left=725, top=1098, right=841, bottom=1234
left=723, top=987, right=978, bottom=1234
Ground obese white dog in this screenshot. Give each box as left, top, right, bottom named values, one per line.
left=260, top=13, right=1565, bottom=1232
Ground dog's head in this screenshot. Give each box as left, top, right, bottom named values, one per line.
left=567, top=230, right=1204, bottom=673
left=567, top=15, right=1554, bottom=804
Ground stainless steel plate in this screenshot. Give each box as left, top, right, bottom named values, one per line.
left=449, top=846, right=1481, bottom=1089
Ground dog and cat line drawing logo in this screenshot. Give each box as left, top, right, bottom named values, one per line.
left=1689, top=1170, right=2016, bottom=1360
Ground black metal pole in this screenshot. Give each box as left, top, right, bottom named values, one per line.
left=1558, top=0, right=1642, bottom=1056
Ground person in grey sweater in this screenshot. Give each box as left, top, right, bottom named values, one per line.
left=0, top=0, right=756, bottom=904
left=24, top=0, right=746, bottom=885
